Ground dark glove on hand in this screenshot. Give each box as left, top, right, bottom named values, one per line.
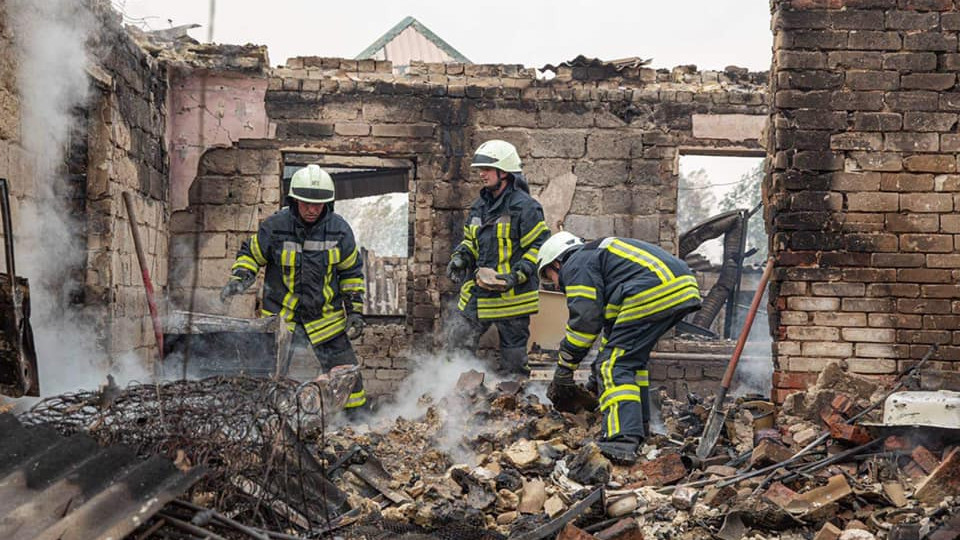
left=446, top=252, right=469, bottom=283
left=546, top=364, right=577, bottom=409
left=220, top=274, right=251, bottom=302
left=553, top=364, right=576, bottom=386
left=494, top=270, right=526, bottom=290
left=345, top=312, right=365, bottom=340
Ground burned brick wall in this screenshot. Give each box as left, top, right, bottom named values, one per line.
left=169, top=57, right=768, bottom=396
left=84, top=10, right=170, bottom=364
left=0, top=0, right=170, bottom=382
left=769, top=0, right=960, bottom=402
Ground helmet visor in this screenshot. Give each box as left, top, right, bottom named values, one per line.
left=470, top=153, right=500, bottom=167
left=290, top=186, right=334, bottom=202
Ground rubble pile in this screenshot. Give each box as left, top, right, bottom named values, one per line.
left=16, top=358, right=960, bottom=539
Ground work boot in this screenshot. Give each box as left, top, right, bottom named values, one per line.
left=597, top=437, right=641, bottom=465
left=499, top=347, right=530, bottom=377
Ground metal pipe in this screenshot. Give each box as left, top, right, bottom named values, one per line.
left=122, top=192, right=164, bottom=368
left=0, top=179, right=16, bottom=289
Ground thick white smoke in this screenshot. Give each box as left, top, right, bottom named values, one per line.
left=9, top=0, right=147, bottom=398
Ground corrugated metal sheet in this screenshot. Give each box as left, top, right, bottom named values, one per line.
left=0, top=413, right=203, bottom=540
left=383, top=25, right=455, bottom=65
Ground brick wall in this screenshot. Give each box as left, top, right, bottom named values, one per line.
left=769, top=0, right=960, bottom=402
left=167, top=57, right=769, bottom=396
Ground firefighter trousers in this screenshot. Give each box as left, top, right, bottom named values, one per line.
left=591, top=311, right=689, bottom=442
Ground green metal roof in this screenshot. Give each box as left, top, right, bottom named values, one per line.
left=355, top=16, right=471, bottom=64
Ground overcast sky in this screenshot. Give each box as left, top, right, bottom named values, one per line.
left=114, top=0, right=774, bottom=71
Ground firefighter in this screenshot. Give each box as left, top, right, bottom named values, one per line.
left=221, top=164, right=368, bottom=416
left=537, top=231, right=702, bottom=463
left=445, top=140, right=550, bottom=375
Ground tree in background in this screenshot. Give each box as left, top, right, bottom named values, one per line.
left=677, top=167, right=717, bottom=234
left=718, top=161, right=767, bottom=263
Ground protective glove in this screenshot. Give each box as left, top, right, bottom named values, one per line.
left=546, top=364, right=577, bottom=408
left=494, top=269, right=527, bottom=290
left=220, top=273, right=252, bottom=302
left=446, top=252, right=469, bottom=283
left=345, top=312, right=366, bottom=340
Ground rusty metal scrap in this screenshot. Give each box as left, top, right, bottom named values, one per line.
left=19, top=376, right=351, bottom=534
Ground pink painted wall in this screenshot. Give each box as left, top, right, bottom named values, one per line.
left=168, top=72, right=271, bottom=210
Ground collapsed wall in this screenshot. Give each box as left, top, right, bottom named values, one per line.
left=769, top=0, right=960, bottom=401
left=168, top=57, right=769, bottom=396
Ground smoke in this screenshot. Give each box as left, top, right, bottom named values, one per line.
left=8, top=0, right=113, bottom=397
left=359, top=350, right=510, bottom=465
left=730, top=295, right=774, bottom=397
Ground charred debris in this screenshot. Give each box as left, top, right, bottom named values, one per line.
left=7, top=345, right=960, bottom=540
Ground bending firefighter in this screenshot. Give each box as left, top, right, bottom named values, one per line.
left=221, top=164, right=368, bottom=415
left=538, top=232, right=702, bottom=463
left=446, top=140, right=550, bottom=374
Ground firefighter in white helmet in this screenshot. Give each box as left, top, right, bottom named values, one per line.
left=537, top=231, right=702, bottom=463
left=221, top=164, right=368, bottom=417
left=445, top=140, right=550, bottom=374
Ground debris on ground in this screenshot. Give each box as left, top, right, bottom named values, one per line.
left=12, top=347, right=960, bottom=539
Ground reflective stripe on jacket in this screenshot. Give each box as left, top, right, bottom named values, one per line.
left=558, top=237, right=701, bottom=362
left=230, top=206, right=364, bottom=344
left=454, top=183, right=549, bottom=320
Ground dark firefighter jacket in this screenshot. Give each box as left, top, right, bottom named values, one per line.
left=557, top=237, right=701, bottom=365
left=230, top=205, right=364, bottom=345
left=454, top=182, right=550, bottom=320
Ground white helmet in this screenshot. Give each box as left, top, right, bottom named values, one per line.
left=289, top=165, right=335, bottom=203
left=537, top=231, right=583, bottom=275
left=470, top=140, right=522, bottom=173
